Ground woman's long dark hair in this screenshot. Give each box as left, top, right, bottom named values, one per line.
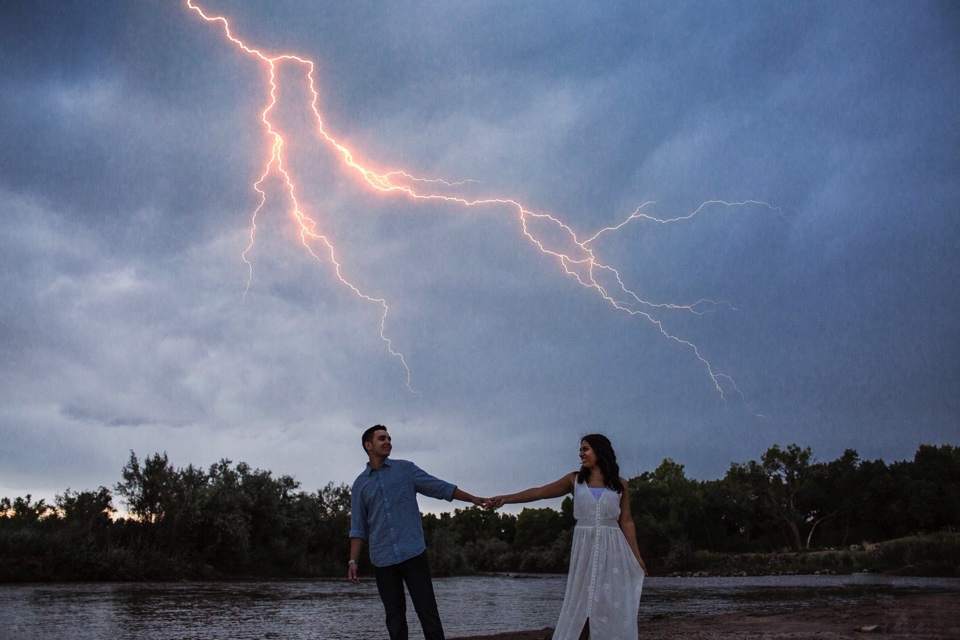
left=576, top=433, right=622, bottom=493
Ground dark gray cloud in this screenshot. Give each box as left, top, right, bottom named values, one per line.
left=1, top=0, right=957, bottom=505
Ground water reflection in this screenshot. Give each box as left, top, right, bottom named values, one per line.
left=1, top=574, right=957, bottom=639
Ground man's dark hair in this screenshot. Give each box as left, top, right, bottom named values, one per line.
left=362, top=424, right=387, bottom=451
left=577, top=433, right=623, bottom=493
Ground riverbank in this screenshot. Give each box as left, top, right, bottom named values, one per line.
left=451, top=591, right=960, bottom=639
left=667, top=534, right=960, bottom=578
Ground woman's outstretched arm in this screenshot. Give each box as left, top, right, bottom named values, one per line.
left=489, top=472, right=576, bottom=508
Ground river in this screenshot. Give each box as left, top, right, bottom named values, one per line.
left=1, top=574, right=958, bottom=639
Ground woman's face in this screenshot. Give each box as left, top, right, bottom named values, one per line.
left=579, top=440, right=597, bottom=469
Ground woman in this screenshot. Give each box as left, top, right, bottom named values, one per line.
left=490, top=434, right=647, bottom=640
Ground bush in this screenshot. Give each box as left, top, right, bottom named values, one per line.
left=870, top=534, right=960, bottom=575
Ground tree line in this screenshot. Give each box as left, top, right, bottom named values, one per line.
left=1, top=443, right=957, bottom=581
left=628, top=443, right=959, bottom=572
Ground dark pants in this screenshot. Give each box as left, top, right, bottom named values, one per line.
left=373, top=551, right=444, bottom=640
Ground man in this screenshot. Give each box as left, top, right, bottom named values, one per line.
left=348, top=424, right=489, bottom=640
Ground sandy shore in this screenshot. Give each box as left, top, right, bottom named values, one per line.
left=451, top=591, right=960, bottom=639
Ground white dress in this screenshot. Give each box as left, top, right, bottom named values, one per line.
left=552, top=480, right=644, bottom=640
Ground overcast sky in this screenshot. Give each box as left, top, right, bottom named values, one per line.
left=2, top=0, right=958, bottom=512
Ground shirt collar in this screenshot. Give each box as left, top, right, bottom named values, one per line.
left=364, top=457, right=393, bottom=475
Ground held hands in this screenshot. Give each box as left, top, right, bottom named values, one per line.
left=486, top=496, right=506, bottom=510
left=470, top=496, right=496, bottom=510
left=456, top=488, right=498, bottom=511
left=468, top=495, right=505, bottom=510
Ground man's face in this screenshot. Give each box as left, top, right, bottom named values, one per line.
left=366, top=429, right=392, bottom=458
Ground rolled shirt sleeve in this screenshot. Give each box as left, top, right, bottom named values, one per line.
left=411, top=463, right=456, bottom=502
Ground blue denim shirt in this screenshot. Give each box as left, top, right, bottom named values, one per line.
left=350, top=458, right=456, bottom=567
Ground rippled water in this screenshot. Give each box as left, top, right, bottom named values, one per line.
left=1, top=574, right=957, bottom=639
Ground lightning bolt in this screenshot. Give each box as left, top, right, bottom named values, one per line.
left=186, top=1, right=779, bottom=402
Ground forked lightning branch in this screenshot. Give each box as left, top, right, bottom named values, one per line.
left=185, top=0, right=777, bottom=402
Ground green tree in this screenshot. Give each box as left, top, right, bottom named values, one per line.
left=699, top=475, right=762, bottom=553
left=908, top=444, right=960, bottom=531
left=852, top=458, right=902, bottom=540
left=310, top=482, right=352, bottom=574
left=514, top=507, right=566, bottom=552
left=115, top=451, right=176, bottom=525
left=200, top=459, right=253, bottom=569
left=243, top=467, right=297, bottom=557
left=56, top=487, right=115, bottom=534
left=720, top=461, right=782, bottom=551
left=164, top=463, right=209, bottom=552
left=629, top=458, right=705, bottom=568
left=735, top=444, right=815, bottom=551
left=428, top=527, right=472, bottom=576
left=449, top=506, right=508, bottom=545
left=802, top=449, right=859, bottom=548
